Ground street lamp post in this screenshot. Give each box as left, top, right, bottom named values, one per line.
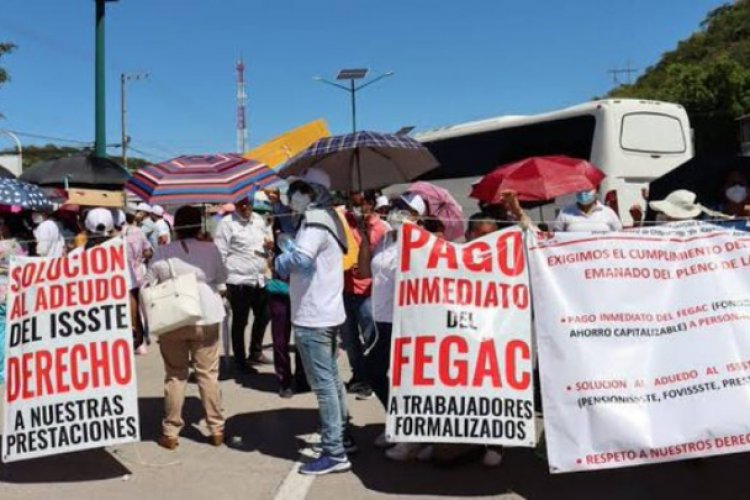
left=120, top=72, right=149, bottom=169
left=313, top=69, right=395, bottom=134
left=0, top=130, right=23, bottom=176
left=94, top=0, right=119, bottom=159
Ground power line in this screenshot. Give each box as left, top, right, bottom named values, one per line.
left=6, top=130, right=92, bottom=146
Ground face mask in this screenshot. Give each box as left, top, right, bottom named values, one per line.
left=726, top=185, right=747, bottom=204
left=31, top=213, right=44, bottom=225
left=387, top=210, right=413, bottom=231
left=576, top=191, right=596, bottom=205
left=290, top=192, right=312, bottom=213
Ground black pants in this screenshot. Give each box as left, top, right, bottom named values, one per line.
left=365, top=322, right=393, bottom=410
left=227, top=283, right=270, bottom=363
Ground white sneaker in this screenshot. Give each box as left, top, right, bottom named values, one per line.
left=482, top=448, right=503, bottom=467
left=374, top=432, right=395, bottom=449
left=385, top=442, right=422, bottom=461
left=417, top=444, right=434, bottom=461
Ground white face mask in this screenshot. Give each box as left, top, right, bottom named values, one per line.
left=31, top=213, right=44, bottom=225
left=290, top=192, right=312, bottom=213
left=726, top=185, right=747, bottom=204
left=386, top=210, right=413, bottom=231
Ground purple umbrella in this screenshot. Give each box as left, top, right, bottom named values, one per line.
left=406, top=181, right=465, bottom=242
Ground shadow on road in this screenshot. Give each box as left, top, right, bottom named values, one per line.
left=0, top=445, right=131, bottom=484
left=346, top=424, right=750, bottom=499
left=225, top=407, right=319, bottom=462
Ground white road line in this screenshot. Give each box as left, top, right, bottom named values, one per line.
left=272, top=435, right=318, bottom=500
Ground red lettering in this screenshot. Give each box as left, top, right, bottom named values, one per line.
left=463, top=241, right=492, bottom=272
left=6, top=356, right=19, bottom=402
left=112, top=339, right=132, bottom=385
left=439, top=336, right=467, bottom=386
left=21, top=352, right=34, bottom=400
left=496, top=231, right=524, bottom=277
left=413, top=336, right=435, bottom=386
left=55, top=347, right=71, bottom=395
left=506, top=340, right=531, bottom=390
left=34, top=350, right=54, bottom=397
left=89, top=341, right=111, bottom=387
left=70, top=344, right=89, bottom=390
left=426, top=238, right=458, bottom=270
left=472, top=340, right=501, bottom=387
left=391, top=338, right=412, bottom=387
left=400, top=224, right=430, bottom=272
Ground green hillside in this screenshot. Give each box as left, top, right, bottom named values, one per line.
left=608, top=0, right=750, bottom=153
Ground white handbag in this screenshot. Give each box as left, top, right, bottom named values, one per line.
left=140, top=258, right=203, bottom=337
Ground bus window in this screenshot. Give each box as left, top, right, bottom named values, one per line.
left=420, top=115, right=596, bottom=180
left=620, top=112, right=686, bottom=154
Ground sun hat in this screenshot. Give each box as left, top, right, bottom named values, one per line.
left=399, top=192, right=427, bottom=216
left=289, top=167, right=332, bottom=190
left=375, top=195, right=390, bottom=210
left=649, top=190, right=702, bottom=220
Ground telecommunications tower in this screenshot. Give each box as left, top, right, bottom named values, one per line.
left=236, top=57, right=248, bottom=153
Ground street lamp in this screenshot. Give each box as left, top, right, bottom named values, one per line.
left=0, top=130, right=22, bottom=176
left=313, top=68, right=395, bottom=134
left=120, top=72, right=149, bottom=169
left=94, top=0, right=119, bottom=159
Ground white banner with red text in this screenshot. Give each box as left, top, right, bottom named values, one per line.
left=529, top=222, right=750, bottom=473
left=2, top=238, right=139, bottom=462
left=385, top=225, right=536, bottom=447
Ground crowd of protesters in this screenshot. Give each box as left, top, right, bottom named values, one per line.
left=0, top=167, right=749, bottom=476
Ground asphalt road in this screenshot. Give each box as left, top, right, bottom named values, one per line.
left=1, top=333, right=750, bottom=500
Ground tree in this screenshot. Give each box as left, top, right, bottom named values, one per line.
left=0, top=42, right=15, bottom=89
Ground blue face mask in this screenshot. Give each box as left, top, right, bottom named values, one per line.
left=576, top=191, right=596, bottom=205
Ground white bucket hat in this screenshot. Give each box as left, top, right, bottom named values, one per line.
left=290, top=167, right=332, bottom=190
left=649, top=190, right=702, bottom=220
left=400, top=192, right=427, bottom=216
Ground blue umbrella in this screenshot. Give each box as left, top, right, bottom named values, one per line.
left=0, top=178, right=53, bottom=211
left=281, top=131, right=439, bottom=191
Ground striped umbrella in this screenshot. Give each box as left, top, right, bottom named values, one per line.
left=281, top=131, right=439, bottom=191
left=125, top=154, right=279, bottom=205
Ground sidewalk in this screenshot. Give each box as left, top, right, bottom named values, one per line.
left=1, top=343, right=749, bottom=500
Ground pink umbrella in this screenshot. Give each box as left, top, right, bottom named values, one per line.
left=406, top=181, right=465, bottom=241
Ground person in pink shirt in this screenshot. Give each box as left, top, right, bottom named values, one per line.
left=115, top=209, right=153, bottom=354
left=341, top=191, right=389, bottom=399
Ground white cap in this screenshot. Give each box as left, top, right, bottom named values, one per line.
left=112, top=209, right=126, bottom=228
left=649, top=190, right=702, bottom=220
left=151, top=205, right=165, bottom=217
left=85, top=208, right=114, bottom=235
left=400, top=193, right=427, bottom=216
left=375, top=195, right=390, bottom=210
left=135, top=202, right=153, bottom=214
left=293, top=167, right=331, bottom=189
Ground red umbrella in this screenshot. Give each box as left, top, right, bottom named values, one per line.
left=470, top=156, right=605, bottom=203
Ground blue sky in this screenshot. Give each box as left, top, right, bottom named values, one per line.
left=0, top=0, right=728, bottom=162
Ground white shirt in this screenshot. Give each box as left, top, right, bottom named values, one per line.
left=552, top=202, right=623, bottom=233
left=371, top=232, right=399, bottom=324
left=214, top=212, right=272, bottom=286
left=290, top=226, right=345, bottom=328
left=34, top=219, right=65, bottom=257
left=154, top=219, right=172, bottom=245
left=145, top=239, right=228, bottom=326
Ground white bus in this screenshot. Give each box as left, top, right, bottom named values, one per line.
left=414, top=99, right=693, bottom=225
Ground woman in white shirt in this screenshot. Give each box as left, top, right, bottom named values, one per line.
left=144, top=206, right=229, bottom=450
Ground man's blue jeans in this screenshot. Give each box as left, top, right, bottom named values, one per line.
left=294, top=325, right=349, bottom=456
left=341, top=293, right=374, bottom=385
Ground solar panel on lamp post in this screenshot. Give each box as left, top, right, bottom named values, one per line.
left=313, top=69, right=395, bottom=134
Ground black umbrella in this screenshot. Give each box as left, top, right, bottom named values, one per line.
left=0, top=166, right=16, bottom=179
left=647, top=155, right=750, bottom=219
left=21, top=155, right=131, bottom=190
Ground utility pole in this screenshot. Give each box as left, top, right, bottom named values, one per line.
left=120, top=72, right=148, bottom=169
left=94, top=0, right=118, bottom=159
left=236, top=57, right=248, bottom=153
left=608, top=60, right=638, bottom=85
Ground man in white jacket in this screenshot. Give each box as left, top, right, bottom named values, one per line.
left=214, top=193, right=273, bottom=373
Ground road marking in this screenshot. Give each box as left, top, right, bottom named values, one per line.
left=273, top=434, right=318, bottom=500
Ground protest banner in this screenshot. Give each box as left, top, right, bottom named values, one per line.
left=2, top=238, right=139, bottom=462
left=385, top=224, right=536, bottom=447
left=529, top=222, right=750, bottom=473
